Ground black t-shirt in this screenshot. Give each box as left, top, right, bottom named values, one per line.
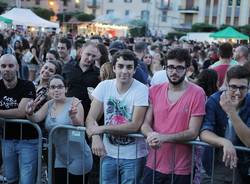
left=0, top=79, right=37, bottom=139
left=62, top=62, right=100, bottom=116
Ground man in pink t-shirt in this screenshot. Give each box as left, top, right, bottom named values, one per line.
left=141, top=48, right=206, bottom=184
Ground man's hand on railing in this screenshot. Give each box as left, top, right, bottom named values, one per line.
left=146, top=131, right=164, bottom=149
left=222, top=139, right=238, bottom=169
left=91, top=135, right=106, bottom=157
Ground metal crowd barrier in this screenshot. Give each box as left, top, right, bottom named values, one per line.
left=98, top=133, right=250, bottom=184
left=47, top=125, right=87, bottom=184
left=99, top=133, right=145, bottom=184
left=0, top=118, right=43, bottom=184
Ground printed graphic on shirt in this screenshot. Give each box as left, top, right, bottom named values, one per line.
left=106, top=96, right=135, bottom=145
left=0, top=96, right=18, bottom=109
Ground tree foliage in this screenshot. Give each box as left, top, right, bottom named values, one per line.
left=191, top=23, right=217, bottom=32
left=0, top=2, right=8, bottom=14
left=57, top=12, right=95, bottom=22
left=32, top=7, right=54, bottom=21
left=128, top=20, right=147, bottom=37
left=166, top=32, right=186, bottom=40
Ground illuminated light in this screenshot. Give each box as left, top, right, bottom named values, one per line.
left=31, top=27, right=36, bottom=32
left=75, top=0, right=80, bottom=3
left=49, top=1, right=54, bottom=6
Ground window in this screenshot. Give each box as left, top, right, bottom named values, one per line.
left=124, top=0, right=132, bottom=3
left=228, top=0, right=241, bottom=6
left=106, top=9, right=114, bottom=14
left=142, top=0, right=150, bottom=2
left=75, top=2, right=80, bottom=8
left=35, top=0, right=40, bottom=5
left=162, top=11, right=167, bottom=22
left=125, top=10, right=129, bottom=16
left=109, top=0, right=113, bottom=2
left=141, top=10, right=149, bottom=21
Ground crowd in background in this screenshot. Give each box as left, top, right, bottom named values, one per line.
left=0, top=28, right=250, bottom=184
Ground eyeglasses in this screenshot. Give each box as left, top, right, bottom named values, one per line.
left=49, top=85, right=65, bottom=90
left=166, top=65, right=186, bottom=73
left=228, top=84, right=248, bottom=92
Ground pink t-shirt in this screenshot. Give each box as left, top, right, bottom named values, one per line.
left=212, top=64, right=230, bottom=87
left=146, top=82, right=206, bottom=175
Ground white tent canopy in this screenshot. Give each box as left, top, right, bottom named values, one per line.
left=1, top=8, right=59, bottom=28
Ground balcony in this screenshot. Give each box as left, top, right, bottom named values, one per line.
left=157, top=5, right=172, bottom=11
left=86, top=0, right=101, bottom=9
left=178, top=6, right=199, bottom=14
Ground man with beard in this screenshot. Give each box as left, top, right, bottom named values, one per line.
left=141, top=48, right=206, bottom=184
left=0, top=54, right=37, bottom=184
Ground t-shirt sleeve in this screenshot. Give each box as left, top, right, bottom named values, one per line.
left=134, top=84, right=149, bottom=107
left=92, top=81, right=106, bottom=102
left=190, top=87, right=206, bottom=117
left=200, top=96, right=217, bottom=132
left=23, top=81, right=36, bottom=99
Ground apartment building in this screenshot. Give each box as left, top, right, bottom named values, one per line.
left=3, top=0, right=250, bottom=34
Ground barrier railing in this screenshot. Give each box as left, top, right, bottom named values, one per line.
left=99, top=133, right=145, bottom=184
left=47, top=125, right=88, bottom=184
left=99, top=133, right=250, bottom=184
left=0, top=118, right=43, bottom=184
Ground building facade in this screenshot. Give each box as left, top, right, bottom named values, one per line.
left=3, top=0, right=250, bottom=34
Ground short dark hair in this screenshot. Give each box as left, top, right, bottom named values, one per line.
left=21, top=38, right=30, bottom=50
left=226, top=65, right=250, bottom=83
left=47, top=49, right=59, bottom=60
left=166, top=48, right=191, bottom=67
left=49, top=74, right=67, bottom=87
left=134, top=41, right=147, bottom=53
left=59, top=37, right=71, bottom=50
left=219, top=42, right=233, bottom=59
left=47, top=60, right=62, bottom=75
left=112, top=49, right=138, bottom=68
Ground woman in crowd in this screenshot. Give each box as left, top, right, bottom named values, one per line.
left=34, top=60, right=62, bottom=111
left=151, top=52, right=165, bottom=73
left=25, top=74, right=93, bottom=184
left=196, top=69, right=218, bottom=97
left=96, top=43, right=110, bottom=68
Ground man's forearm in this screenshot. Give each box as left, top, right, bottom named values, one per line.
left=0, top=109, right=25, bottom=119
left=103, top=122, right=141, bottom=135
left=161, top=129, right=199, bottom=143
left=141, top=124, right=154, bottom=137
left=228, top=111, right=250, bottom=147
left=200, top=130, right=228, bottom=147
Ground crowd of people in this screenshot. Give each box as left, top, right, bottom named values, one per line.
left=0, top=29, right=250, bottom=184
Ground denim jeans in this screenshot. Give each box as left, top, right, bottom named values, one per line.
left=101, top=156, right=146, bottom=184
left=141, top=166, right=191, bottom=184
left=1, top=139, right=38, bottom=184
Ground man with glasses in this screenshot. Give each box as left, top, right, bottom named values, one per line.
left=141, top=48, right=206, bottom=184
left=200, top=65, right=250, bottom=184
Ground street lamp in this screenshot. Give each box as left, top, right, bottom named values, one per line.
left=49, top=0, right=55, bottom=6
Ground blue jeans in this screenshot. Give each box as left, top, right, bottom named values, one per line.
left=2, top=139, right=38, bottom=184
left=101, top=156, right=146, bottom=184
